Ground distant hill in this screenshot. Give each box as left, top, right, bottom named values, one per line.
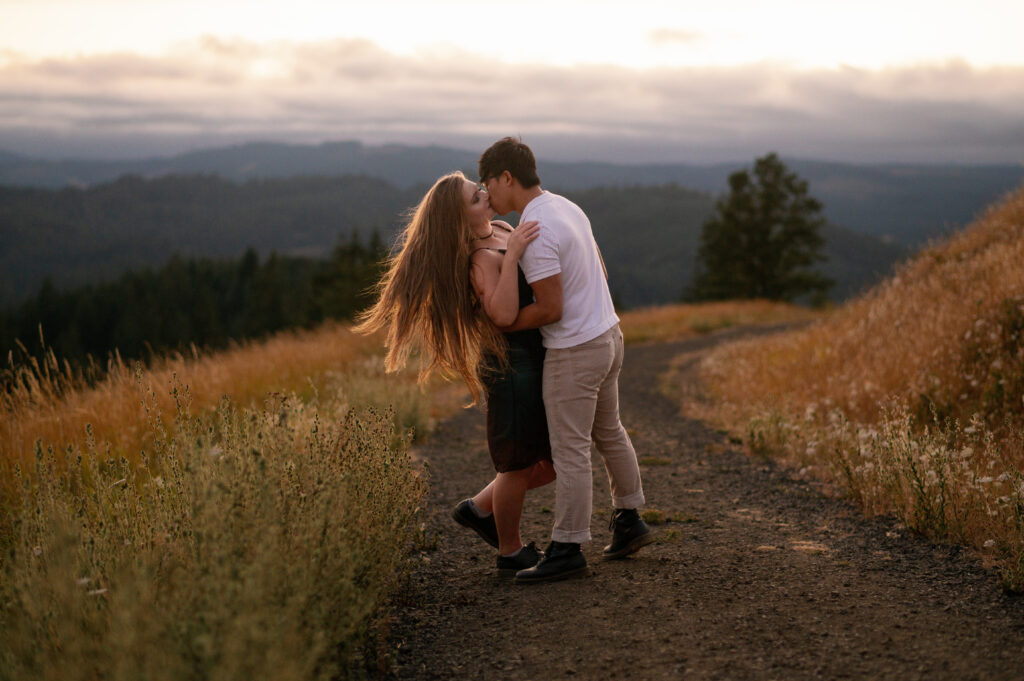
left=1, top=141, right=1021, bottom=246
left=0, top=174, right=414, bottom=306
left=0, top=174, right=903, bottom=309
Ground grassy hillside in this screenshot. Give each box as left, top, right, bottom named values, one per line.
left=0, top=322, right=466, bottom=680
left=692, top=183, right=1024, bottom=588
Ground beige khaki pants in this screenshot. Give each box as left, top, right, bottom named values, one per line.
left=542, top=325, right=645, bottom=543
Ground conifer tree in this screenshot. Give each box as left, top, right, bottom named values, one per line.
left=689, top=153, right=832, bottom=302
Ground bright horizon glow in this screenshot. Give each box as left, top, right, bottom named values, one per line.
left=2, top=0, right=1023, bottom=71
left=2, top=0, right=1023, bottom=164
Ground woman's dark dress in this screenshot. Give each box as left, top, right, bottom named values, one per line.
left=481, top=244, right=553, bottom=473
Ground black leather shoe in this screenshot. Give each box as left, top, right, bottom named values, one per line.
left=513, top=541, right=588, bottom=584
left=452, top=499, right=499, bottom=549
left=496, top=542, right=542, bottom=579
left=603, top=508, right=655, bottom=559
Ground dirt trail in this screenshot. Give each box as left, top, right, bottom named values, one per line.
left=387, top=327, right=1024, bottom=681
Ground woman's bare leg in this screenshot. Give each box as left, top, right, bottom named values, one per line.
left=527, top=460, right=557, bottom=489
left=491, top=468, right=531, bottom=554
left=472, top=460, right=556, bottom=513
left=471, top=460, right=557, bottom=555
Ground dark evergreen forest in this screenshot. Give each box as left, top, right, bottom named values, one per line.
left=1, top=233, right=385, bottom=367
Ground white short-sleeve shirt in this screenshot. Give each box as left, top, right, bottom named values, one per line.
left=519, top=191, right=619, bottom=349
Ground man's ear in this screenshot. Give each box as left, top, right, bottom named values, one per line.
left=502, top=170, right=515, bottom=187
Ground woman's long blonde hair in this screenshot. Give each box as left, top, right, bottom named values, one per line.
left=354, top=171, right=506, bottom=404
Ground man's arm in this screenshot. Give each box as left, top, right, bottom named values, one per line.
left=498, top=274, right=563, bottom=332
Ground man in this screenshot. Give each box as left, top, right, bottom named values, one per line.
left=479, top=137, right=653, bottom=583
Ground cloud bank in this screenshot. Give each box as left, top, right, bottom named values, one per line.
left=1, top=38, right=1023, bottom=164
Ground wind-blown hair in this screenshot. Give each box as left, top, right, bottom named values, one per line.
left=354, top=171, right=506, bottom=404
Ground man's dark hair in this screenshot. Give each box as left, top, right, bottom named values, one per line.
left=478, top=137, right=541, bottom=188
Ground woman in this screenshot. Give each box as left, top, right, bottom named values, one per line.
left=355, top=171, right=556, bottom=577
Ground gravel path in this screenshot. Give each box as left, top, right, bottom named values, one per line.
left=386, top=327, right=1024, bottom=681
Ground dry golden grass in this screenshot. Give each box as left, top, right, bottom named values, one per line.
left=2, top=395, right=425, bottom=681
left=0, top=318, right=470, bottom=680
left=694, top=184, right=1024, bottom=588
left=1, top=321, right=466, bottom=478
left=3, top=322, right=370, bottom=467
left=619, top=300, right=821, bottom=345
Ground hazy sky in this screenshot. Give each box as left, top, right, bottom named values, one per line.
left=2, top=0, right=1023, bottom=163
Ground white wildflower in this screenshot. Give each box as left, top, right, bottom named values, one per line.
left=997, top=473, right=1010, bottom=483
left=984, top=539, right=996, bottom=549
left=208, top=445, right=223, bottom=458
left=76, top=577, right=91, bottom=586
left=959, top=447, right=974, bottom=459
left=978, top=476, right=994, bottom=484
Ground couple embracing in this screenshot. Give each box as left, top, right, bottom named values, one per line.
left=358, top=137, right=653, bottom=583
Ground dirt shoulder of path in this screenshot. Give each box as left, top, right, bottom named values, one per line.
left=386, top=327, right=1024, bottom=681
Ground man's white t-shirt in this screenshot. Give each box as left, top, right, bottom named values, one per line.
left=519, top=191, right=619, bottom=349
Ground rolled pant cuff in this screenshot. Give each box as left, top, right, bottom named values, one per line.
left=612, top=491, right=646, bottom=509
left=552, top=529, right=592, bottom=544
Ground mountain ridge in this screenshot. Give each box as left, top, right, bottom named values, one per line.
left=0, top=173, right=903, bottom=308
left=2, top=140, right=1022, bottom=245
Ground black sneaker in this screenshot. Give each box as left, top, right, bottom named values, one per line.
left=513, top=541, right=588, bottom=584
left=452, top=499, right=499, bottom=549
left=496, top=542, right=542, bottom=579
left=602, top=508, right=655, bottom=559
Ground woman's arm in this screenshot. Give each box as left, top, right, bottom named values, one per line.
left=470, top=221, right=540, bottom=327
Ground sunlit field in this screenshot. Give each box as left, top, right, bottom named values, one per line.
left=619, top=300, right=821, bottom=345
left=1, top=322, right=462, bottom=482
left=0, top=321, right=465, bottom=680
left=692, top=185, right=1024, bottom=589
